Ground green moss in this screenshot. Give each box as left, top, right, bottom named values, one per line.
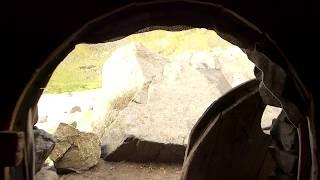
left=45, top=44, right=111, bottom=93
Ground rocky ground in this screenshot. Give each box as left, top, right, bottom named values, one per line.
left=36, top=159, right=181, bottom=180
left=59, top=160, right=181, bottom=180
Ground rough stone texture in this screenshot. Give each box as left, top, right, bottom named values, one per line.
left=54, top=122, right=80, bottom=141
left=35, top=167, right=59, bottom=180
left=50, top=141, right=71, bottom=162
left=34, top=127, right=56, bottom=173
left=50, top=123, right=101, bottom=174
left=91, top=43, right=166, bottom=137
left=210, top=47, right=255, bottom=87
left=97, top=44, right=255, bottom=162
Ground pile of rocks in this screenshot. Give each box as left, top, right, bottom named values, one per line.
left=34, top=122, right=101, bottom=177
left=49, top=123, right=101, bottom=174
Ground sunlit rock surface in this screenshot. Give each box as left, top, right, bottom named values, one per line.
left=97, top=44, right=255, bottom=162
left=50, top=123, right=101, bottom=173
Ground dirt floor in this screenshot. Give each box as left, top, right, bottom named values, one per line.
left=58, top=159, right=182, bottom=180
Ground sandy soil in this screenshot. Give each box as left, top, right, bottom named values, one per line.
left=58, top=159, right=182, bottom=180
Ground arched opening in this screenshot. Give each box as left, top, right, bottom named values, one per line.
left=36, top=28, right=275, bottom=179
left=9, top=1, right=310, bottom=180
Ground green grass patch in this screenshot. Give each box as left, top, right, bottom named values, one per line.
left=45, top=44, right=111, bottom=93
left=45, top=28, right=232, bottom=93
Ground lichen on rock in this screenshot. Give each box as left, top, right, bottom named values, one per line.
left=50, top=123, right=101, bottom=174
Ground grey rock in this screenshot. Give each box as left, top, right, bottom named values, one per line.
left=94, top=44, right=277, bottom=163
left=54, top=123, right=79, bottom=142
left=91, top=43, right=166, bottom=137
left=99, top=45, right=224, bottom=163
left=34, top=127, right=56, bottom=173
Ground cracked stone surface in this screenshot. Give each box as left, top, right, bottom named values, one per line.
left=50, top=123, right=101, bottom=173
left=97, top=44, right=255, bottom=162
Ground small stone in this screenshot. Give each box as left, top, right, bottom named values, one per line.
left=70, top=106, right=81, bottom=113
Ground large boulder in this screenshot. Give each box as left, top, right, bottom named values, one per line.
left=96, top=44, right=242, bottom=163
left=91, top=43, right=166, bottom=137
left=34, top=127, right=56, bottom=173
left=50, top=123, right=101, bottom=174
left=209, top=47, right=255, bottom=87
